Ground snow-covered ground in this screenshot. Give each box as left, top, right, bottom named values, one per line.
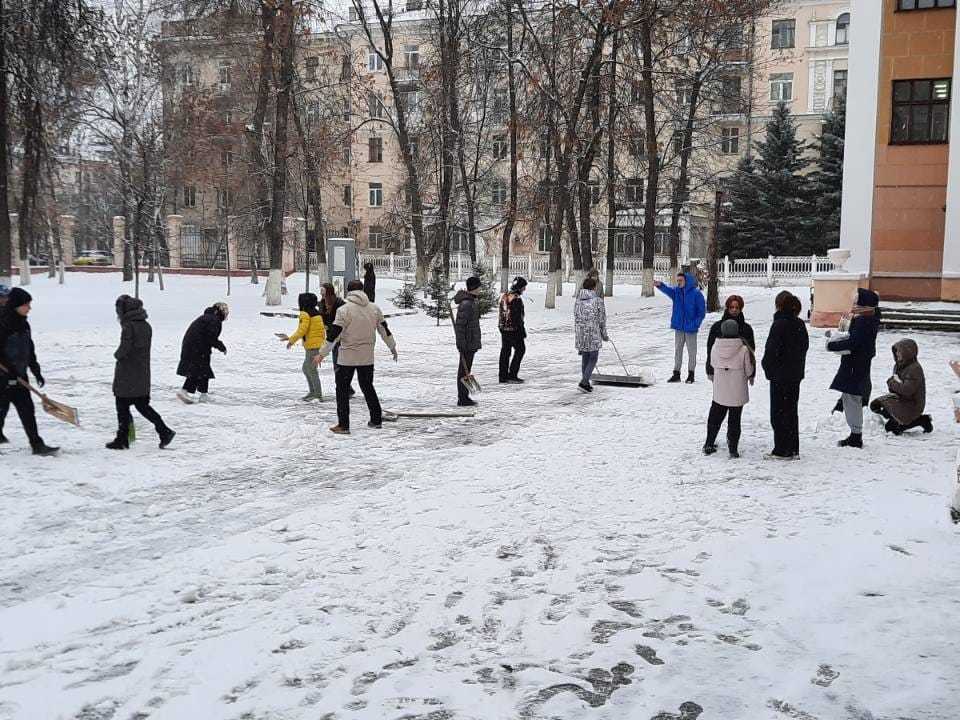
left=1, top=272, right=958, bottom=720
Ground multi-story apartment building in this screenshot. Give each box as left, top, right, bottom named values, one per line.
left=841, top=0, right=959, bottom=301
left=157, top=1, right=850, bottom=267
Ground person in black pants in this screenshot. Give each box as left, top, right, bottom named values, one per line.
left=106, top=295, right=175, bottom=450
left=453, top=276, right=483, bottom=406
left=761, top=291, right=809, bottom=459
left=0, top=288, right=59, bottom=455
left=498, top=276, right=527, bottom=383
left=176, top=302, right=228, bottom=403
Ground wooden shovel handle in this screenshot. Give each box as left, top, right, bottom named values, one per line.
left=0, top=361, right=45, bottom=401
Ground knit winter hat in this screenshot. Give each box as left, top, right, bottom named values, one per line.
left=0, top=284, right=10, bottom=296
left=856, top=288, right=879, bottom=307
left=511, top=276, right=528, bottom=291
left=7, top=287, right=32, bottom=310
left=466, top=276, right=481, bottom=291
left=721, top=319, right=740, bottom=338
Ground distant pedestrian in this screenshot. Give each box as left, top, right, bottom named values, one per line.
left=0, top=288, right=59, bottom=455
left=705, top=294, right=755, bottom=381
left=585, top=268, right=604, bottom=298
left=574, top=276, right=608, bottom=393
left=826, top=288, right=880, bottom=448
left=654, top=271, right=706, bottom=383
left=869, top=338, right=932, bottom=435
left=704, top=319, right=755, bottom=458
left=107, top=295, right=175, bottom=450
left=761, top=291, right=808, bottom=459
left=363, top=262, right=377, bottom=303
left=453, top=276, right=483, bottom=406
left=176, top=302, right=228, bottom=404
left=277, top=292, right=326, bottom=401
left=498, top=276, right=527, bottom=383
left=312, top=279, right=397, bottom=434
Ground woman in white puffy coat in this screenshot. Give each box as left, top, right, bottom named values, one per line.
left=574, top=276, right=608, bottom=393
left=704, top=319, right=755, bottom=458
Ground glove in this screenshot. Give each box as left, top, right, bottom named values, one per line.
left=707, top=373, right=714, bottom=383
left=34, top=373, right=44, bottom=388
left=391, top=348, right=398, bottom=361
left=220, top=345, right=227, bottom=355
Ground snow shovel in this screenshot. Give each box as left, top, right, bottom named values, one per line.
left=591, top=338, right=652, bottom=388
left=447, top=301, right=481, bottom=394
left=0, top=362, right=80, bottom=426
left=383, top=409, right=476, bottom=422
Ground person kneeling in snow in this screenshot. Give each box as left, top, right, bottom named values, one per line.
left=704, top=319, right=755, bottom=458
left=176, top=302, right=229, bottom=404
left=869, top=338, right=932, bottom=436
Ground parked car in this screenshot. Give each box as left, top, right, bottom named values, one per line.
left=28, top=254, right=50, bottom=266
left=75, top=250, right=113, bottom=266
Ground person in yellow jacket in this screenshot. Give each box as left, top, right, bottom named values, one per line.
left=276, top=292, right=326, bottom=400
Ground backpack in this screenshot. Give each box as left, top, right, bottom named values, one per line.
left=498, top=293, right=516, bottom=332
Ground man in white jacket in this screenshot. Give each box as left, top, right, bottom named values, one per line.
left=313, top=280, right=397, bottom=434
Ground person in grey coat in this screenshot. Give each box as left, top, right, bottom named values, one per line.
left=107, top=295, right=175, bottom=449
left=574, top=276, right=608, bottom=392
left=454, top=276, right=483, bottom=406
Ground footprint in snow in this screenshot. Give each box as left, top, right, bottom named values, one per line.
left=635, top=644, right=665, bottom=665
left=811, top=663, right=839, bottom=687
left=649, top=701, right=704, bottom=720
left=444, top=590, right=464, bottom=608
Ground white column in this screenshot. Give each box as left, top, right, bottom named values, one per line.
left=941, top=5, right=960, bottom=279
left=839, top=0, right=884, bottom=276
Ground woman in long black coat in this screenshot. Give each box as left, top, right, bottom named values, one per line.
left=108, top=295, right=175, bottom=449
left=176, top=302, right=228, bottom=403
left=761, top=291, right=809, bottom=459
left=826, top=288, right=880, bottom=448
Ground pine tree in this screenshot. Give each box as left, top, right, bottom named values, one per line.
left=806, top=98, right=845, bottom=252
left=391, top=282, right=418, bottom=309
left=726, top=103, right=811, bottom=257
left=471, top=261, right=497, bottom=317
left=417, top=259, right=453, bottom=324
left=721, top=154, right=764, bottom=259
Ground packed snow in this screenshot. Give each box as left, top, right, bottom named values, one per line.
left=1, top=272, right=958, bottom=720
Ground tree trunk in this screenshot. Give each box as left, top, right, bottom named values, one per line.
left=500, top=0, right=518, bottom=293
left=0, top=2, right=11, bottom=284
left=604, top=30, right=619, bottom=298
left=291, top=91, right=328, bottom=285
left=639, top=2, right=659, bottom=297
left=265, top=0, right=296, bottom=306
left=668, top=73, right=702, bottom=271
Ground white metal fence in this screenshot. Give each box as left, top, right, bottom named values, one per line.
left=358, top=253, right=836, bottom=288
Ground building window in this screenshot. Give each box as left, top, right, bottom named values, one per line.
left=368, top=48, right=383, bottom=72
left=897, top=0, right=955, bottom=8
left=221, top=146, right=234, bottom=166
left=589, top=180, right=600, bottom=205
left=305, top=56, right=318, bottom=81
left=493, top=137, right=509, bottom=160
left=406, top=0, right=423, bottom=10
left=340, top=54, right=352, bottom=81
left=368, top=226, right=384, bottom=250
left=720, top=76, right=742, bottom=113
left=616, top=231, right=641, bottom=256
left=367, top=92, right=385, bottom=119
left=771, top=19, right=796, bottom=49
left=770, top=73, right=794, bottom=102
left=404, top=45, right=420, bottom=70
left=369, top=183, right=383, bottom=207
left=492, top=180, right=507, bottom=204
left=672, top=133, right=685, bottom=156
left=223, top=110, right=233, bottom=125
left=492, top=88, right=508, bottom=124
left=629, top=133, right=645, bottom=158
left=630, top=79, right=644, bottom=105
left=450, top=229, right=468, bottom=253
left=217, top=188, right=235, bottom=209
left=408, top=134, right=420, bottom=159
left=537, top=226, right=552, bottom=253
left=343, top=185, right=352, bottom=206
left=891, top=78, right=951, bottom=144
left=832, top=70, right=848, bottom=104
left=183, top=185, right=197, bottom=208
left=348, top=5, right=359, bottom=21
left=835, top=13, right=849, bottom=45
left=305, top=101, right=320, bottom=128
left=180, top=65, right=195, bottom=85
left=218, top=60, right=232, bottom=92
left=539, top=138, right=553, bottom=159
left=341, top=142, right=351, bottom=164
left=721, top=127, right=740, bottom=154
left=625, top=178, right=643, bottom=204
left=368, top=137, right=383, bottom=162
left=401, top=90, right=421, bottom=114
left=676, top=81, right=693, bottom=107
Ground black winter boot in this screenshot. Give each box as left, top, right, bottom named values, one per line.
left=667, top=371, right=682, bottom=383
left=158, top=427, right=176, bottom=449
left=106, top=432, right=129, bottom=450
left=728, top=445, right=740, bottom=459
left=884, top=419, right=903, bottom=435
left=919, top=414, right=933, bottom=433
left=31, top=440, right=60, bottom=456
left=838, top=433, right=863, bottom=448
left=702, top=443, right=718, bottom=455
left=685, top=371, right=695, bottom=384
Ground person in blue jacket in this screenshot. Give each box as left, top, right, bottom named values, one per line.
left=655, top=271, right=706, bottom=383
left=826, top=288, right=880, bottom=448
